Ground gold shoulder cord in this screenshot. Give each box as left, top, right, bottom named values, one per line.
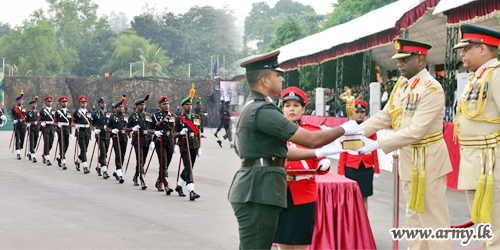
left=389, top=77, right=405, bottom=131
left=454, top=68, right=500, bottom=141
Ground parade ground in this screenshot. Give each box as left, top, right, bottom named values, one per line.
left=0, top=130, right=481, bottom=249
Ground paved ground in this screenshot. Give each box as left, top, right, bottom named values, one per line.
left=0, top=129, right=481, bottom=249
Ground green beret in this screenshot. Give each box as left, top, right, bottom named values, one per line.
left=181, top=97, right=192, bottom=105
left=135, top=94, right=150, bottom=105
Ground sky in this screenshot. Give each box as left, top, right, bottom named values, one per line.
left=2, top=0, right=336, bottom=28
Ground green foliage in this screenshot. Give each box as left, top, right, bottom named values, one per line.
left=323, top=0, right=397, bottom=30
left=134, top=44, right=172, bottom=77
left=0, top=22, right=11, bottom=38
left=12, top=57, right=33, bottom=76
left=108, top=11, right=130, bottom=32
left=268, top=16, right=305, bottom=51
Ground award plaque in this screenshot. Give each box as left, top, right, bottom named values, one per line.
left=341, top=134, right=364, bottom=150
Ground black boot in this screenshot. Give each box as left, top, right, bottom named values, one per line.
left=28, top=154, right=31, bottom=161
left=57, top=157, right=62, bottom=167
left=118, top=176, right=124, bottom=183
left=43, top=158, right=46, bottom=164
left=164, top=177, right=173, bottom=195
left=75, top=161, right=80, bottom=171
left=189, top=191, right=200, bottom=201
left=46, top=160, right=52, bottom=166
left=155, top=178, right=164, bottom=192
left=83, top=167, right=89, bottom=174
left=217, top=140, right=222, bottom=147
left=17, top=154, right=21, bottom=160
left=175, top=186, right=186, bottom=197
left=32, top=157, right=37, bottom=163
left=133, top=176, right=139, bottom=186
left=140, top=177, right=147, bottom=190
left=96, top=166, right=102, bottom=176
left=113, top=172, right=120, bottom=181
left=62, top=163, right=67, bottom=170
left=103, top=171, right=109, bottom=179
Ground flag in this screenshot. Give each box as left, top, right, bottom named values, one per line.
left=9, top=67, right=12, bottom=76
left=213, top=60, right=218, bottom=75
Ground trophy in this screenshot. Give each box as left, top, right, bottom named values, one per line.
left=341, top=134, right=364, bottom=150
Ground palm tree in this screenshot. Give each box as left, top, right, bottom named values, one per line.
left=12, top=57, right=33, bottom=76
left=133, top=44, right=172, bottom=77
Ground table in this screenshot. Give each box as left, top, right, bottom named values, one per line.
left=311, top=172, right=377, bottom=250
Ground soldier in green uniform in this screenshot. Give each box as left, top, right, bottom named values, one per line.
left=39, top=96, right=55, bottom=165
left=92, top=97, right=111, bottom=178
left=228, top=50, right=362, bottom=249
left=148, top=96, right=176, bottom=194
left=26, top=96, right=39, bottom=163
left=73, top=96, right=93, bottom=174
left=11, top=90, right=27, bottom=160
left=106, top=94, right=128, bottom=183
left=125, top=94, right=151, bottom=189
left=216, top=100, right=233, bottom=148
left=214, top=99, right=225, bottom=138
left=54, top=96, right=72, bottom=170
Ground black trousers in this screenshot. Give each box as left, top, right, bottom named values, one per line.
left=77, top=128, right=91, bottom=163
left=223, top=122, right=232, bottom=141
left=113, top=134, right=127, bottom=170
left=180, top=145, right=197, bottom=184
left=15, top=124, right=26, bottom=150
left=134, top=144, right=148, bottom=176
left=29, top=126, right=39, bottom=154
left=58, top=127, right=70, bottom=160
left=215, top=118, right=224, bottom=134
left=42, top=125, right=55, bottom=156
left=97, top=133, right=110, bottom=166
left=156, top=142, right=173, bottom=178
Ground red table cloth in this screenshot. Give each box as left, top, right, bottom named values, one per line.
left=311, top=172, right=377, bottom=250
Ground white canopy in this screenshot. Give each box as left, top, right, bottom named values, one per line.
left=433, top=0, right=477, bottom=15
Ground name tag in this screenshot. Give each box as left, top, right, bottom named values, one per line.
left=51, top=110, right=56, bottom=115
left=146, top=116, right=152, bottom=122
left=86, top=112, right=91, bottom=118
left=67, top=113, right=72, bottom=118
left=169, top=117, right=175, bottom=123
left=124, top=117, right=129, bottom=122
left=22, top=108, right=27, bottom=112
left=106, top=113, right=111, bottom=118
left=194, top=119, right=200, bottom=125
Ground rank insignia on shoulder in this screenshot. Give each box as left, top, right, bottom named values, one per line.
left=424, top=80, right=431, bottom=85
left=428, top=87, right=437, bottom=92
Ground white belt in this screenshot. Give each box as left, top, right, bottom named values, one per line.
left=58, top=122, right=69, bottom=126
left=286, top=175, right=315, bottom=182
left=45, top=121, right=54, bottom=124
left=78, top=124, right=91, bottom=128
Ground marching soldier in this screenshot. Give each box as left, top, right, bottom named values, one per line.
left=124, top=104, right=130, bottom=115
left=73, top=96, right=93, bottom=174
left=106, top=94, right=128, bottom=183
left=214, top=99, right=225, bottom=138
left=216, top=100, right=233, bottom=148
left=92, top=97, right=111, bottom=178
left=174, top=85, right=202, bottom=200
left=148, top=96, right=176, bottom=194
left=25, top=96, right=39, bottom=163
left=54, top=96, right=72, bottom=170
left=10, top=90, right=27, bottom=160
left=453, top=24, right=500, bottom=249
left=358, top=39, right=452, bottom=249
left=39, top=96, right=55, bottom=165
left=229, top=50, right=359, bottom=249
left=125, top=94, right=151, bottom=189
left=194, top=97, right=206, bottom=138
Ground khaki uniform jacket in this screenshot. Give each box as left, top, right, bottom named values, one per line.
left=362, top=69, right=452, bottom=181
left=456, top=58, right=500, bottom=190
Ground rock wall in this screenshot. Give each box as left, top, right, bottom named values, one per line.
left=4, top=76, right=219, bottom=113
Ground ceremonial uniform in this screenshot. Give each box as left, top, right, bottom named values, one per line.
left=361, top=39, right=452, bottom=249
left=39, top=97, right=56, bottom=165
left=11, top=91, right=27, bottom=159
left=453, top=24, right=500, bottom=249
left=92, top=101, right=111, bottom=178
left=126, top=94, right=151, bottom=189
left=214, top=100, right=225, bottom=137
left=26, top=97, right=39, bottom=162
left=73, top=96, right=93, bottom=174
left=149, top=98, right=176, bottom=194
left=194, top=98, right=205, bottom=137
left=54, top=97, right=72, bottom=170
left=107, top=95, right=129, bottom=183
left=174, top=89, right=202, bottom=200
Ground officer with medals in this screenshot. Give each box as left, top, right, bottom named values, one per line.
left=25, top=96, right=40, bottom=163
left=106, top=95, right=128, bottom=183
left=39, top=96, right=55, bottom=165
left=453, top=24, right=500, bottom=249
left=216, top=100, right=233, bottom=148
left=73, top=96, right=93, bottom=174
left=358, top=38, right=452, bottom=249
left=125, top=94, right=151, bottom=189
left=228, top=50, right=361, bottom=249
left=148, top=96, right=176, bottom=194
left=174, top=85, right=202, bottom=200
left=11, top=90, right=27, bottom=160
left=92, top=97, right=111, bottom=178
left=54, top=96, right=72, bottom=170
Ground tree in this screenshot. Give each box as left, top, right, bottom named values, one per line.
left=0, top=22, right=11, bottom=38
left=134, top=44, right=172, bottom=77
left=268, top=16, right=305, bottom=51
left=12, top=57, right=33, bottom=76
left=108, top=11, right=130, bottom=32
left=322, top=0, right=397, bottom=30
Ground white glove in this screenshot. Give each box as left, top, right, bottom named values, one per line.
left=109, top=138, right=113, bottom=145
left=174, top=144, right=179, bottom=154
left=180, top=128, right=188, bottom=135
left=128, top=138, right=132, bottom=146
left=149, top=141, right=155, bottom=151
left=132, top=125, right=140, bottom=132
left=154, top=130, right=163, bottom=137
left=0, top=115, right=6, bottom=121
left=70, top=134, right=75, bottom=140
left=75, top=124, right=80, bottom=130
left=340, top=120, right=363, bottom=135
left=197, top=148, right=202, bottom=157
left=14, top=120, right=18, bottom=124
left=373, top=173, right=380, bottom=180
left=58, top=123, right=62, bottom=128
left=0, top=124, right=3, bottom=127
left=318, top=158, right=331, bottom=172
left=95, top=129, right=101, bottom=135
left=27, top=123, right=31, bottom=128
left=41, top=121, right=46, bottom=127
left=358, top=136, right=380, bottom=155
left=112, top=128, right=119, bottom=134
left=315, top=139, right=347, bottom=158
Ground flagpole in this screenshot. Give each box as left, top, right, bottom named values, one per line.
left=217, top=55, right=219, bottom=77
left=223, top=55, right=225, bottom=80
left=210, top=56, right=213, bottom=79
